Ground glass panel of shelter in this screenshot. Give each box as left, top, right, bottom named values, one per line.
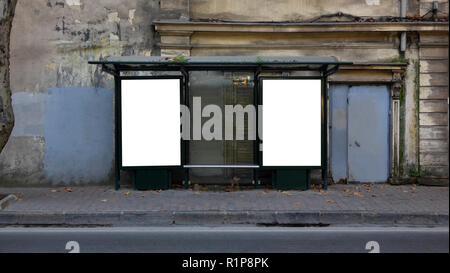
left=188, top=71, right=255, bottom=185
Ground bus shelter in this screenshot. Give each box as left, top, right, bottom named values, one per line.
left=89, top=56, right=351, bottom=190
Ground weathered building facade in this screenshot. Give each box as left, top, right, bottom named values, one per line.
left=0, top=0, right=448, bottom=186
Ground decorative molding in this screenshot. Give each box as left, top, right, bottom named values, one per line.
left=155, top=20, right=449, bottom=33
left=391, top=71, right=404, bottom=99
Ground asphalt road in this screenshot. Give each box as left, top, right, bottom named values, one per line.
left=0, top=226, right=448, bottom=253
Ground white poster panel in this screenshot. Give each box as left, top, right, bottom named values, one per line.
left=121, top=79, right=181, bottom=167
left=262, top=79, right=321, bottom=166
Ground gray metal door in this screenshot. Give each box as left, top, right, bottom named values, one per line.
left=330, top=85, right=390, bottom=183
left=347, top=86, right=390, bottom=182
left=330, top=85, right=349, bottom=182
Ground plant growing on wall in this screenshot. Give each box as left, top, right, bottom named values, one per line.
left=0, top=0, right=17, bottom=153
left=166, top=54, right=189, bottom=63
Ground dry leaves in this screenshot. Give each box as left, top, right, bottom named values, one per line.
left=293, top=202, right=301, bottom=206
left=326, top=200, right=335, bottom=203
left=100, top=199, right=108, bottom=203
left=124, top=191, right=131, bottom=196
left=353, top=192, right=363, bottom=197
left=262, top=189, right=270, bottom=194
left=61, top=187, right=72, bottom=193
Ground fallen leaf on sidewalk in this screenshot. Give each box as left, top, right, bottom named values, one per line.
left=363, top=184, right=371, bottom=187
left=194, top=191, right=201, bottom=195
left=239, top=194, right=245, bottom=198
left=403, top=190, right=409, bottom=193
left=353, top=192, right=363, bottom=197
left=326, top=200, right=335, bottom=203
left=100, top=199, right=108, bottom=203
left=293, top=202, right=301, bottom=206
left=124, top=191, right=130, bottom=196
left=17, top=197, right=23, bottom=201
left=263, top=189, right=270, bottom=194
left=50, top=189, right=58, bottom=193
left=61, top=187, right=72, bottom=193
left=365, top=189, right=371, bottom=193
left=342, top=189, right=351, bottom=193
left=372, top=194, right=377, bottom=197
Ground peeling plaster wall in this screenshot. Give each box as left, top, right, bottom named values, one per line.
left=0, top=0, right=185, bottom=185
left=188, top=0, right=420, bottom=22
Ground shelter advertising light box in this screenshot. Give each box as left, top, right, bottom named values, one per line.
left=121, top=78, right=181, bottom=167
left=262, top=79, right=322, bottom=167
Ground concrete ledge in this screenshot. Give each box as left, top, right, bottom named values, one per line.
left=417, top=178, right=449, bottom=187
left=0, top=194, right=18, bottom=210
left=0, top=210, right=447, bottom=227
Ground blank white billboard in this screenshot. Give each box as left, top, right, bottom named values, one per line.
left=121, top=79, right=181, bottom=167
left=262, top=79, right=321, bottom=166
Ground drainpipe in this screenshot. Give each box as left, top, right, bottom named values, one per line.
left=400, top=0, right=407, bottom=52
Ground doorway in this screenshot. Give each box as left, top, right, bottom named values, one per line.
left=330, top=85, right=390, bottom=183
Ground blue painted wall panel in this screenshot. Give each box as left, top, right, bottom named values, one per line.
left=44, top=87, right=113, bottom=184
left=330, top=85, right=348, bottom=182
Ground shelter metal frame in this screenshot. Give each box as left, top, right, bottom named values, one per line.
left=89, top=56, right=351, bottom=190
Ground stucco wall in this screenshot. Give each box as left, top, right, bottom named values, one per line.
left=188, top=0, right=414, bottom=22
left=0, top=0, right=185, bottom=185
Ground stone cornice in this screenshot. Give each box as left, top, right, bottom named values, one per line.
left=154, top=20, right=449, bottom=33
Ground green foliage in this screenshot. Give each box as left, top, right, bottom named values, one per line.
left=168, top=54, right=189, bottom=63
left=408, top=165, right=424, bottom=178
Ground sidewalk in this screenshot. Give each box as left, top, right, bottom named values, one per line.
left=0, top=184, right=448, bottom=227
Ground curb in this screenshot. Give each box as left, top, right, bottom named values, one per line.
left=0, top=194, right=18, bottom=210
left=0, top=210, right=447, bottom=227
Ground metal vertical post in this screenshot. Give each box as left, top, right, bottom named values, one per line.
left=181, top=68, right=190, bottom=189
left=322, top=76, right=329, bottom=190
left=253, top=68, right=261, bottom=187
left=113, top=65, right=121, bottom=190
